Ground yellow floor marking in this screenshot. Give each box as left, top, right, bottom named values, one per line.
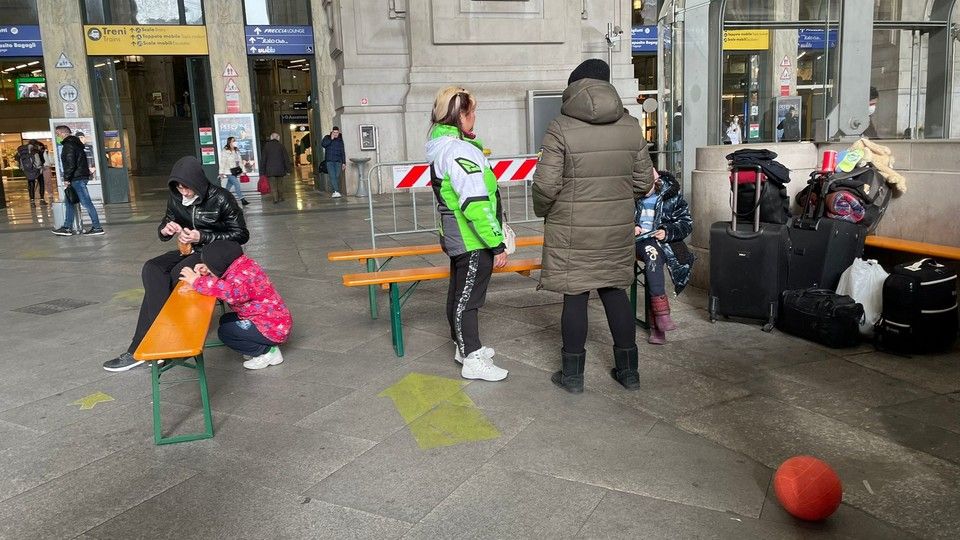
left=71, top=391, right=115, bottom=410
left=112, top=288, right=144, bottom=304
left=379, top=372, right=501, bottom=450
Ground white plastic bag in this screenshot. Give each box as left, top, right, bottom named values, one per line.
left=502, top=222, right=516, bottom=255
left=836, top=258, right=889, bottom=336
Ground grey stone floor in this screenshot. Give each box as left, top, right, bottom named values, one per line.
left=0, top=174, right=958, bottom=539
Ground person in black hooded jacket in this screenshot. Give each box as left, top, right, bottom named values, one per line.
left=102, top=156, right=250, bottom=372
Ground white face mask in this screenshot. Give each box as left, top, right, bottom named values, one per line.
left=868, top=104, right=877, bottom=115
left=181, top=194, right=199, bottom=206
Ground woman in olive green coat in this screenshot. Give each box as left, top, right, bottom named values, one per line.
left=532, top=59, right=655, bottom=394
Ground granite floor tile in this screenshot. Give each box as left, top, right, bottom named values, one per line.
left=151, top=409, right=375, bottom=494
left=676, top=395, right=960, bottom=539
left=491, top=416, right=771, bottom=517
left=406, top=465, right=606, bottom=539
left=0, top=454, right=196, bottom=540
left=880, top=393, right=960, bottom=434
left=0, top=419, right=41, bottom=452
left=845, top=351, right=960, bottom=394
left=86, top=474, right=412, bottom=539
left=307, top=408, right=533, bottom=522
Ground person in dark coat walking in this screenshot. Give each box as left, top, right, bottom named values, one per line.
left=262, top=132, right=292, bottom=203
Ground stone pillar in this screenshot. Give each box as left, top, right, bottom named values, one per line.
left=37, top=0, right=94, bottom=118
left=769, top=1, right=800, bottom=99
left=312, top=1, right=338, bottom=137
left=204, top=0, right=253, bottom=114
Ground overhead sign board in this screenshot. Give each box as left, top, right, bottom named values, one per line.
left=631, top=25, right=657, bottom=54
left=83, top=25, right=208, bottom=55
left=244, top=25, right=314, bottom=55
left=723, top=29, right=770, bottom=51
left=0, top=25, right=43, bottom=57
left=798, top=29, right=838, bottom=50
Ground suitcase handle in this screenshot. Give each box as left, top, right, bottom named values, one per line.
left=729, top=165, right=764, bottom=234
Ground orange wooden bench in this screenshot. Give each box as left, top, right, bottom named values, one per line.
left=133, top=282, right=217, bottom=445
left=864, top=236, right=960, bottom=261
left=342, top=258, right=542, bottom=357
left=328, top=235, right=544, bottom=319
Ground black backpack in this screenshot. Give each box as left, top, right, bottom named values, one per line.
left=16, top=145, right=40, bottom=179
left=876, top=258, right=958, bottom=354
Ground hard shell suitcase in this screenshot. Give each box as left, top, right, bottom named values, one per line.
left=876, top=258, right=958, bottom=353
left=709, top=166, right=790, bottom=332
left=777, top=288, right=864, bottom=348
left=52, top=202, right=83, bottom=233
left=786, top=172, right=865, bottom=290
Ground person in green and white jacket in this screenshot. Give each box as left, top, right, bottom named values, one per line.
left=426, top=86, right=509, bottom=382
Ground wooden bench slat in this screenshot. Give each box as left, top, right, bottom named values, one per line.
left=133, top=282, right=218, bottom=361
left=343, top=258, right=542, bottom=287
left=865, top=236, right=960, bottom=261
left=327, top=236, right=544, bottom=262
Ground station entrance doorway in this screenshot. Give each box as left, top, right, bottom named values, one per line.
left=90, top=55, right=215, bottom=203
left=249, top=56, right=320, bottom=186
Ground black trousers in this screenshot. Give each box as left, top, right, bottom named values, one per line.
left=27, top=176, right=44, bottom=200
left=561, top=288, right=636, bottom=354
left=127, top=250, right=202, bottom=354
left=446, top=250, right=494, bottom=357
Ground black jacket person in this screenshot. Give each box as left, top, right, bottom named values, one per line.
left=103, top=156, right=250, bottom=372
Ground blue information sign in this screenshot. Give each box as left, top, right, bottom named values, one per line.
left=244, top=25, right=314, bottom=55
left=798, top=29, right=837, bottom=50
left=632, top=25, right=657, bottom=54
left=0, top=25, right=43, bottom=57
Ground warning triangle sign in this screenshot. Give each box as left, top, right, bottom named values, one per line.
left=780, top=67, right=791, bottom=80
left=779, top=55, right=792, bottom=68
left=222, top=63, right=238, bottom=77
left=55, top=53, right=74, bottom=69
left=224, top=78, right=240, bottom=93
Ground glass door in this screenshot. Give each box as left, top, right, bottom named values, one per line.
left=90, top=57, right=129, bottom=204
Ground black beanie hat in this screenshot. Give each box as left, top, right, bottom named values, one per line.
left=568, top=59, right=610, bottom=85
left=201, top=240, right=243, bottom=276
left=869, top=86, right=879, bottom=100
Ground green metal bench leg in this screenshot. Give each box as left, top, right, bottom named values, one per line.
left=633, top=262, right=650, bottom=330
left=151, top=355, right=215, bottom=445
left=367, top=258, right=379, bottom=320
left=389, top=282, right=404, bottom=357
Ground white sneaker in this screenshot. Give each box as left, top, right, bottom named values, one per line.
left=331, top=191, right=342, bottom=198
left=454, top=346, right=495, bottom=365
left=461, top=350, right=508, bottom=382
left=242, top=347, right=284, bottom=370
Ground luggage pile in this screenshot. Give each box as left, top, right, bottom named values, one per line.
left=709, top=148, right=957, bottom=354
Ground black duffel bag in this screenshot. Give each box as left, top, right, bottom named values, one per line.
left=778, top=288, right=864, bottom=348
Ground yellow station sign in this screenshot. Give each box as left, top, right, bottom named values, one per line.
left=723, top=29, right=770, bottom=51
left=83, top=25, right=208, bottom=55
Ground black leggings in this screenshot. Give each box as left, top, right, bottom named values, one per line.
left=561, top=288, right=636, bottom=354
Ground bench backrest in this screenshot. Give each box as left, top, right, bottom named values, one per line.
left=133, top=282, right=218, bottom=361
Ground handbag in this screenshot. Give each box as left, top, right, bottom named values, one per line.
left=64, top=184, right=79, bottom=205
left=230, top=165, right=243, bottom=176
left=257, top=175, right=271, bottom=195
left=239, top=174, right=251, bottom=183
left=319, top=160, right=328, bottom=174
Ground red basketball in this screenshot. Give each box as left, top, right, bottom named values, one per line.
left=773, top=456, right=843, bottom=521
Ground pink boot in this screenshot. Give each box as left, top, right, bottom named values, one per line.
left=647, top=318, right=666, bottom=345
left=651, top=295, right=678, bottom=332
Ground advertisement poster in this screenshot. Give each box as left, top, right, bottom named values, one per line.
left=48, top=117, right=103, bottom=202
left=213, top=113, right=259, bottom=177
left=776, top=97, right=802, bottom=142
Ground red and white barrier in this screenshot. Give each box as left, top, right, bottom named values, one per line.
left=392, top=156, right=538, bottom=189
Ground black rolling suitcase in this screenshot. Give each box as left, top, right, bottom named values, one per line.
left=876, top=259, right=958, bottom=353
left=709, top=167, right=790, bottom=331
left=786, top=172, right=866, bottom=291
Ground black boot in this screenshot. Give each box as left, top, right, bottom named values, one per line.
left=551, top=349, right=585, bottom=394
left=610, top=346, right=640, bottom=390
